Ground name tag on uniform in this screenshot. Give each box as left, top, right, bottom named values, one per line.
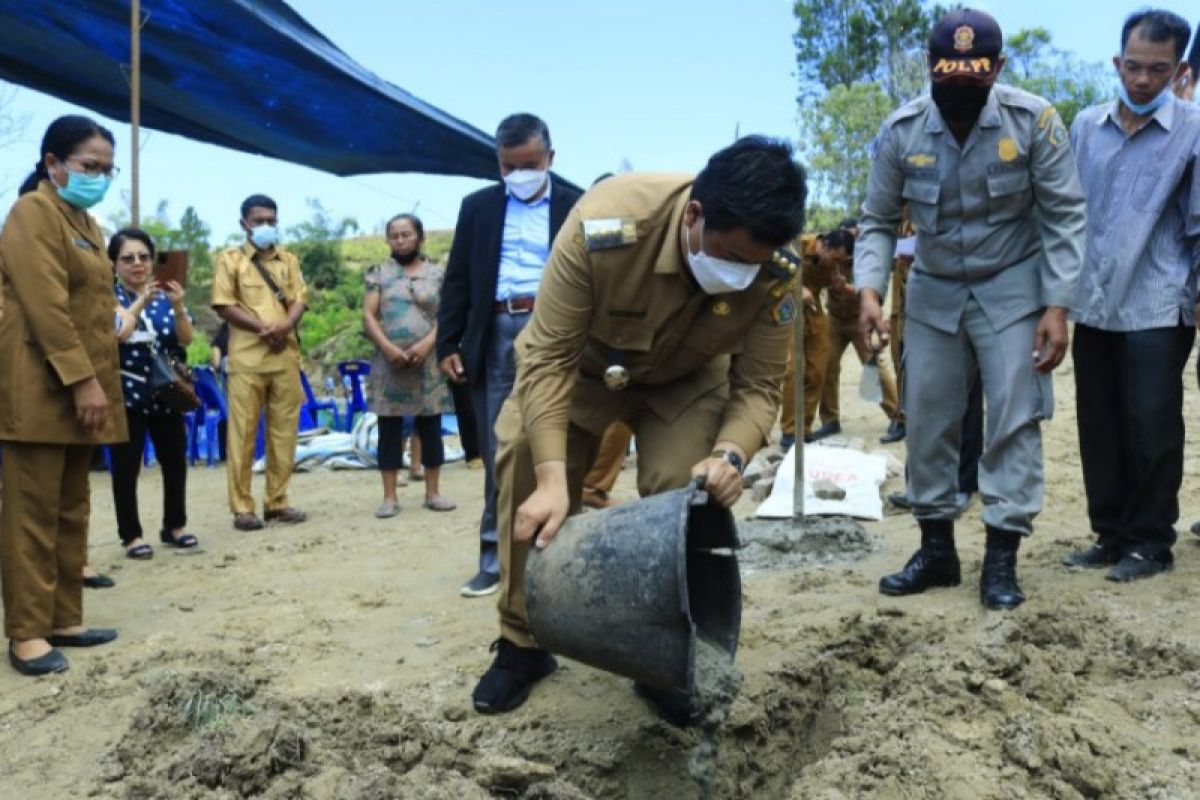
left=583, top=218, right=638, bottom=251
left=73, top=238, right=94, bottom=250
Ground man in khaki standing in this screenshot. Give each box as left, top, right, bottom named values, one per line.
left=212, top=194, right=308, bottom=531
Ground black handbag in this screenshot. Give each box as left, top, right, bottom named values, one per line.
left=148, top=346, right=201, bottom=413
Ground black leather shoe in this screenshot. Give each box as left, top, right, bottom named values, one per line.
left=1106, top=550, right=1173, bottom=582
left=807, top=421, right=841, bottom=442
left=83, top=573, right=116, bottom=589
left=8, top=644, right=68, bottom=676
left=879, top=519, right=961, bottom=596
left=981, top=527, right=1025, bottom=610
left=634, top=682, right=701, bottom=728
left=47, top=628, right=118, bottom=648
left=472, top=638, right=557, bottom=714
left=887, top=491, right=913, bottom=510
left=1062, top=540, right=1121, bottom=569
left=879, top=420, right=906, bottom=444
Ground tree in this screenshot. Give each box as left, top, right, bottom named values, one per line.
left=1003, top=27, right=1112, bottom=127
left=800, top=82, right=894, bottom=216
left=287, top=199, right=359, bottom=291
left=793, top=0, right=930, bottom=102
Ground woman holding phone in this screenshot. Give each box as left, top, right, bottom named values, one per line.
left=109, top=227, right=198, bottom=560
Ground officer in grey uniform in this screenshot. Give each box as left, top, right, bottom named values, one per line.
left=856, top=9, right=1087, bottom=609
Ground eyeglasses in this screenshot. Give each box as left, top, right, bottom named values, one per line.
left=117, top=253, right=153, bottom=264
left=67, top=158, right=120, bottom=179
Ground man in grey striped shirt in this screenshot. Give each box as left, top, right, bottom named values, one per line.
left=1065, top=9, right=1200, bottom=582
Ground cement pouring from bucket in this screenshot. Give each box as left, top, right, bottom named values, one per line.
left=526, top=475, right=743, bottom=795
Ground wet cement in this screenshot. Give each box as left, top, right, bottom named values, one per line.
left=688, top=637, right=744, bottom=799
left=738, top=515, right=878, bottom=571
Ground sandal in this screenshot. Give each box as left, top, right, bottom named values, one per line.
left=125, top=543, right=154, bottom=560
left=160, top=529, right=199, bottom=549
left=423, top=495, right=456, bottom=512
left=375, top=500, right=401, bottom=518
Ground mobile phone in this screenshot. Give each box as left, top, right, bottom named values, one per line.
left=154, top=250, right=189, bottom=288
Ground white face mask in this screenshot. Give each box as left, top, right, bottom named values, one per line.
left=682, top=219, right=761, bottom=295
left=503, top=168, right=549, bottom=201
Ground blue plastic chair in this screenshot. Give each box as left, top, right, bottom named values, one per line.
left=300, top=369, right=340, bottom=432
left=337, top=360, right=372, bottom=432
left=191, top=366, right=228, bottom=467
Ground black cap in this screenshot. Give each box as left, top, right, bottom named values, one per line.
left=929, top=8, right=1003, bottom=81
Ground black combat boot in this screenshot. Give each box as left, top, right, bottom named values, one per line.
left=980, top=526, right=1025, bottom=610
left=879, top=519, right=961, bottom=596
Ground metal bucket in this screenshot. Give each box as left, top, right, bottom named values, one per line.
left=525, top=479, right=741, bottom=693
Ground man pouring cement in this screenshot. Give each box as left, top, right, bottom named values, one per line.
left=470, top=136, right=807, bottom=718
left=856, top=9, right=1086, bottom=610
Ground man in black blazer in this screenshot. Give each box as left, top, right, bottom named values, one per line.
left=437, top=113, right=583, bottom=598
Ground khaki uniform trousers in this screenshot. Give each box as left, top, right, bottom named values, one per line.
left=780, top=306, right=829, bottom=437
left=581, top=420, right=633, bottom=493
left=225, top=369, right=301, bottom=515
left=819, top=316, right=900, bottom=424
left=0, top=442, right=91, bottom=640
left=495, top=379, right=727, bottom=648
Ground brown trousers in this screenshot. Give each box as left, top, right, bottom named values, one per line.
left=226, top=369, right=301, bottom=515
left=780, top=306, right=829, bottom=437
left=819, top=316, right=900, bottom=424
left=581, top=420, right=633, bottom=493
left=0, top=442, right=91, bottom=640
left=495, top=383, right=725, bottom=648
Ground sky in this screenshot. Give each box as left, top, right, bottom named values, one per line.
left=0, top=0, right=1181, bottom=242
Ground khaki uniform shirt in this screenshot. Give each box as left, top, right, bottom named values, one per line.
left=0, top=181, right=127, bottom=444
left=514, top=173, right=795, bottom=464
left=856, top=85, right=1087, bottom=335
left=211, top=242, right=308, bottom=374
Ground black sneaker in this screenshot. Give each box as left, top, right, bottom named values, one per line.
left=1106, top=550, right=1173, bottom=582
left=1062, top=541, right=1121, bottom=569
left=806, top=421, right=841, bottom=443
left=460, top=570, right=500, bottom=598
left=879, top=420, right=906, bottom=444
left=472, top=638, right=557, bottom=714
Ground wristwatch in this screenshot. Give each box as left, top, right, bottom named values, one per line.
left=710, top=448, right=745, bottom=475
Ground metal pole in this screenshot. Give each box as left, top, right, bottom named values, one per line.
left=130, top=0, right=141, bottom=224
left=793, top=292, right=804, bottom=523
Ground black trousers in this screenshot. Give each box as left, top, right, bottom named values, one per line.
left=1073, top=323, right=1194, bottom=555
left=377, top=415, right=444, bottom=471
left=451, top=381, right=480, bottom=462
left=109, top=408, right=189, bottom=545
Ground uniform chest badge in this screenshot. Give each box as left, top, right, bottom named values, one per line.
left=711, top=300, right=731, bottom=316
left=907, top=153, right=936, bottom=168
left=582, top=218, right=639, bottom=251
left=998, top=137, right=1019, bottom=162
left=953, top=25, right=975, bottom=53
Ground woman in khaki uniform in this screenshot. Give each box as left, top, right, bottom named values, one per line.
left=0, top=116, right=128, bottom=676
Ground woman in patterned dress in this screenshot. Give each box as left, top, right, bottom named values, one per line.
left=109, top=228, right=198, bottom=559
left=363, top=214, right=455, bottom=517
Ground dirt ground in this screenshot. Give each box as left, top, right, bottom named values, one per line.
left=2, top=350, right=1200, bottom=800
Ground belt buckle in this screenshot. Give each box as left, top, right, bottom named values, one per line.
left=506, top=297, right=532, bottom=315
left=603, top=365, right=630, bottom=391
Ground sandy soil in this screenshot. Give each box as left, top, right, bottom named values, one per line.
left=2, top=349, right=1200, bottom=799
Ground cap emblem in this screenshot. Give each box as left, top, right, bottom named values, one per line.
left=953, top=25, right=975, bottom=53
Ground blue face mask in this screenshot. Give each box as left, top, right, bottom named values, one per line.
left=249, top=224, right=279, bottom=249
left=1118, top=83, right=1172, bottom=116
left=56, top=169, right=111, bottom=210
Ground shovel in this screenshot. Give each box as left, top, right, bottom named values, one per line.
left=859, top=331, right=884, bottom=404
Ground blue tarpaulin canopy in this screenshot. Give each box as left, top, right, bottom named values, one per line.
left=0, top=0, right=501, bottom=180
